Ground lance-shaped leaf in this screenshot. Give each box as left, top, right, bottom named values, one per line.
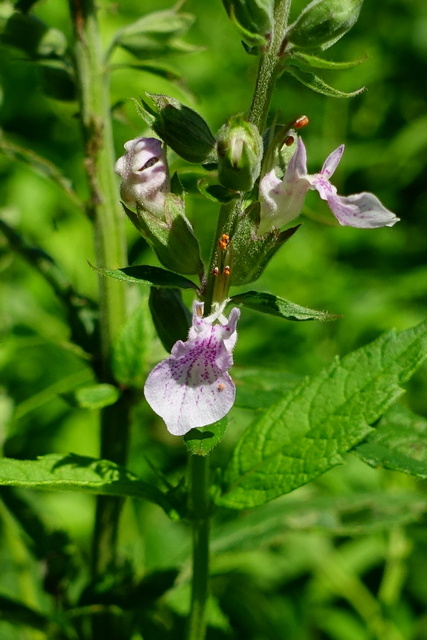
left=0, top=595, right=57, bottom=634
left=290, top=50, right=366, bottom=71
left=0, top=453, right=177, bottom=517
left=355, top=404, right=427, bottom=480
left=229, top=291, right=338, bottom=321
left=92, top=263, right=198, bottom=290
left=286, top=65, right=364, bottom=98
left=217, top=320, right=427, bottom=509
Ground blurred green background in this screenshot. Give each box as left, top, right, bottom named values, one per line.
left=1, top=0, right=427, bottom=638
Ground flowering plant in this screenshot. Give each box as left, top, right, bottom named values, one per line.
left=0, top=1, right=426, bottom=639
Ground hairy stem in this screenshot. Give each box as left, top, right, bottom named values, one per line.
left=187, top=455, right=210, bottom=640
left=68, top=0, right=129, bottom=577
left=248, top=0, right=292, bottom=130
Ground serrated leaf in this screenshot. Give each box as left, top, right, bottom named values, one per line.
left=92, top=263, right=198, bottom=290
left=290, top=50, right=366, bottom=70
left=217, top=320, right=427, bottom=509
left=355, top=404, right=427, bottom=479
left=184, top=418, right=228, bottom=456
left=233, top=367, right=300, bottom=410
left=286, top=65, right=364, bottom=98
left=112, top=297, right=150, bottom=386
left=0, top=453, right=176, bottom=516
left=229, top=290, right=338, bottom=321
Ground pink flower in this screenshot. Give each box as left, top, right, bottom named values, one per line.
left=114, top=137, right=170, bottom=215
left=259, top=138, right=399, bottom=234
left=144, top=301, right=240, bottom=436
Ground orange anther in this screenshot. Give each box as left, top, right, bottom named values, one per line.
left=212, top=267, right=219, bottom=276
left=294, top=115, right=309, bottom=129
left=223, top=265, right=231, bottom=276
left=218, top=233, right=230, bottom=250
left=284, top=135, right=295, bottom=146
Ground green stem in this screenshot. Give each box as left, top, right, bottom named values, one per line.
left=248, top=0, right=292, bottom=130
left=187, top=455, right=210, bottom=640
left=68, top=0, right=129, bottom=577
left=203, top=0, right=292, bottom=311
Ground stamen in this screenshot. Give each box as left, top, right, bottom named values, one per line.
left=223, top=265, right=231, bottom=276
left=218, top=233, right=230, bottom=250
left=139, top=156, right=159, bottom=171
left=213, top=267, right=220, bottom=276
left=294, top=115, right=309, bottom=129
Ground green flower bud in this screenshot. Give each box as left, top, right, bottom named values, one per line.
left=217, top=115, right=263, bottom=192
left=146, top=93, right=216, bottom=164
left=222, top=0, right=274, bottom=46
left=286, top=0, right=364, bottom=53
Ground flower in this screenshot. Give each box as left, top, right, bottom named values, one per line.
left=144, top=301, right=240, bottom=436
left=114, top=137, right=169, bottom=215
left=258, top=137, right=399, bottom=234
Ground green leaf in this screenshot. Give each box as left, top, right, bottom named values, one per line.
left=212, top=492, right=427, bottom=553
left=286, top=65, right=364, bottom=98
left=72, top=384, right=120, bottom=410
left=289, top=50, right=366, bottom=70
left=229, top=290, right=338, bottom=321
left=355, top=404, right=427, bottom=480
left=149, top=287, right=191, bottom=353
left=112, top=297, right=151, bottom=387
left=233, top=367, right=300, bottom=410
left=111, top=10, right=199, bottom=60
left=92, top=263, right=198, bottom=290
left=217, top=320, right=427, bottom=509
left=0, top=453, right=176, bottom=516
left=184, top=418, right=228, bottom=456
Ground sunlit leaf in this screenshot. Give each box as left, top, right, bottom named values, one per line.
left=229, top=290, right=338, bottom=321
left=218, top=320, right=427, bottom=509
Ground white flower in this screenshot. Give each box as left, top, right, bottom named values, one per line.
left=144, top=301, right=240, bottom=436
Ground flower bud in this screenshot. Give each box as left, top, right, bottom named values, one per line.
left=222, top=0, right=274, bottom=46
left=146, top=94, right=216, bottom=164
left=286, top=0, right=364, bottom=52
left=114, top=137, right=169, bottom=216
left=216, top=115, right=263, bottom=192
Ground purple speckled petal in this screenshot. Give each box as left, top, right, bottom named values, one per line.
left=326, top=192, right=400, bottom=228
left=144, top=302, right=240, bottom=436
left=320, top=145, right=344, bottom=178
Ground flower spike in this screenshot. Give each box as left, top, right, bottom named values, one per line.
left=144, top=301, right=240, bottom=436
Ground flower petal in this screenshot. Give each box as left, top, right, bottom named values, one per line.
left=258, top=138, right=310, bottom=233
left=326, top=191, right=400, bottom=228
left=144, top=303, right=240, bottom=436
left=320, top=145, right=344, bottom=178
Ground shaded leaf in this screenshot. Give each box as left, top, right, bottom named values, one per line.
left=0, top=594, right=56, bottom=633
left=92, top=263, right=198, bottom=290
left=230, top=290, right=338, bottom=321
left=218, top=320, right=427, bottom=509
left=355, top=404, right=427, bottom=480
left=0, top=453, right=176, bottom=516
left=212, top=492, right=427, bottom=553
left=149, top=287, right=191, bottom=353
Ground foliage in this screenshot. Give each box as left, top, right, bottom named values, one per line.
left=0, top=0, right=426, bottom=639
